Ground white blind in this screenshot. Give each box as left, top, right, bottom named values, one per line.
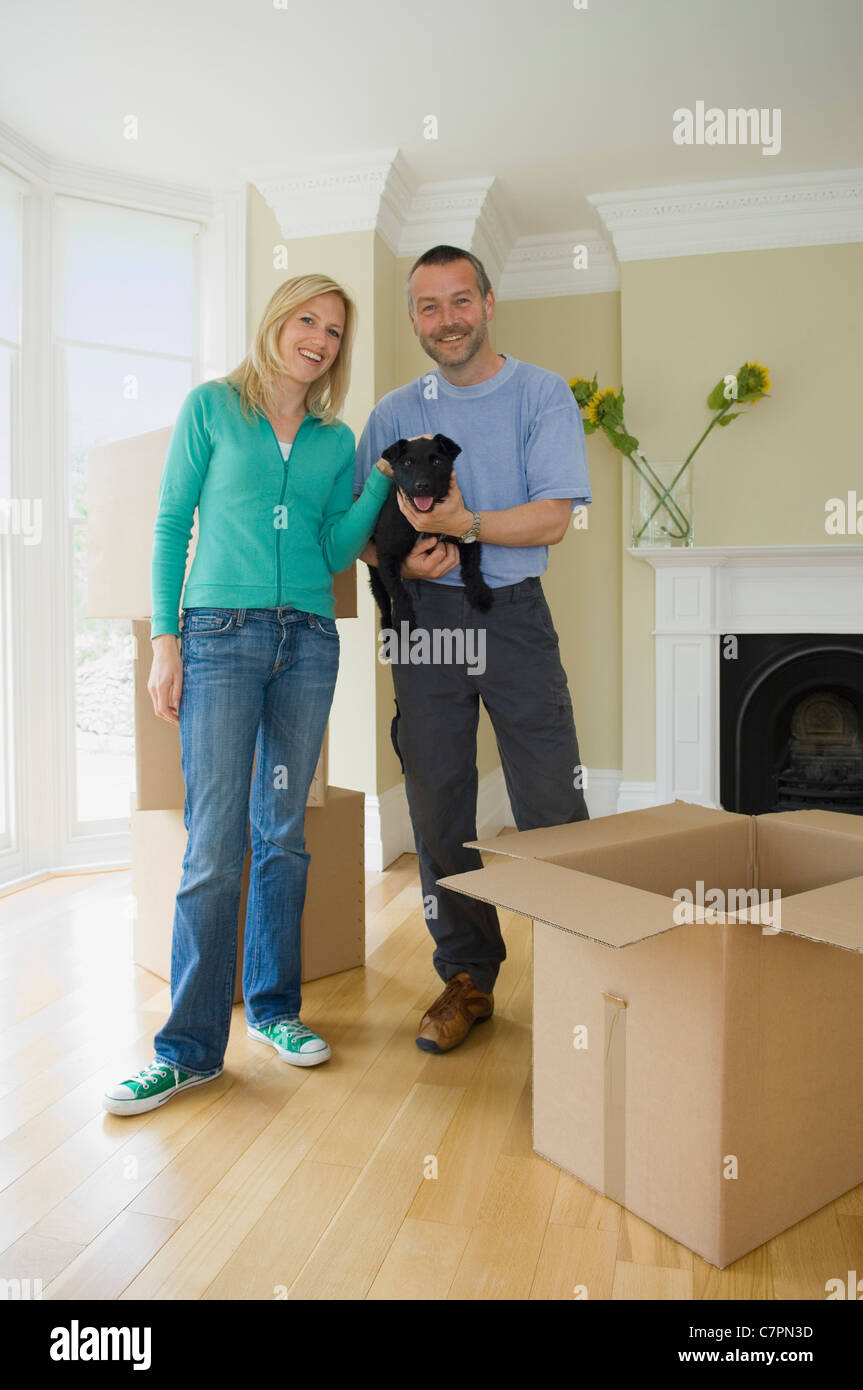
left=54, top=195, right=198, bottom=355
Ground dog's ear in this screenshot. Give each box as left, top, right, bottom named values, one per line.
left=431, top=433, right=461, bottom=461
left=381, top=439, right=411, bottom=466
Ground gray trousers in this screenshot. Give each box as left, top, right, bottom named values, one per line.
left=388, top=575, right=589, bottom=995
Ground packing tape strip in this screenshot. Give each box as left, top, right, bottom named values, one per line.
left=601, top=991, right=628, bottom=1206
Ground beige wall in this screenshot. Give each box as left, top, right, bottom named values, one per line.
left=620, top=242, right=863, bottom=783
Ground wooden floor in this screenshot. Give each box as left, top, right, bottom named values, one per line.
left=0, top=854, right=861, bottom=1301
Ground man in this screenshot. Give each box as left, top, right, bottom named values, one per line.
left=354, top=244, right=591, bottom=1053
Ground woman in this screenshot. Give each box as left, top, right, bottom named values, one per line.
left=104, top=274, right=393, bottom=1115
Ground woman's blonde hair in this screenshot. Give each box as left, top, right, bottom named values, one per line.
left=221, top=274, right=357, bottom=427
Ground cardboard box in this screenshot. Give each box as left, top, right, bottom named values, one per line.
left=131, top=620, right=327, bottom=810
left=131, top=787, right=365, bottom=1004
left=439, top=801, right=863, bottom=1268
left=87, top=426, right=357, bottom=621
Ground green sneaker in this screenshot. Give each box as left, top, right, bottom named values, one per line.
left=102, top=1059, right=222, bottom=1115
left=247, top=1017, right=331, bottom=1066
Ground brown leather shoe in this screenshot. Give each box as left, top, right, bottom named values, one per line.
left=415, top=971, right=494, bottom=1053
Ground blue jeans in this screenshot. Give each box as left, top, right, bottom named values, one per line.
left=153, top=606, right=339, bottom=1077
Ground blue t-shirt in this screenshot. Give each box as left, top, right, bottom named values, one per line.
left=353, top=353, right=591, bottom=587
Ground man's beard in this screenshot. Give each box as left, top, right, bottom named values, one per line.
left=420, top=316, right=487, bottom=366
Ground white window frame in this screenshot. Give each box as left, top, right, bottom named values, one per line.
left=0, top=122, right=246, bottom=890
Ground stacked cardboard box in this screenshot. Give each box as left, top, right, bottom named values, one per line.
left=441, top=800, right=863, bottom=1267
left=87, top=425, right=365, bottom=1003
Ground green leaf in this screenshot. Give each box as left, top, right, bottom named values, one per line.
left=604, top=426, right=640, bottom=455
left=582, top=420, right=598, bottom=434
left=707, top=382, right=730, bottom=411
left=717, top=412, right=742, bottom=426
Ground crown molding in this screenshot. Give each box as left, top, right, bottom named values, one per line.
left=0, top=117, right=51, bottom=184
left=247, top=151, right=621, bottom=298
left=0, top=116, right=215, bottom=220
left=588, top=169, right=863, bottom=261
left=497, top=233, right=619, bottom=299
left=249, top=151, right=518, bottom=286
left=393, top=175, right=517, bottom=288
left=248, top=148, right=406, bottom=243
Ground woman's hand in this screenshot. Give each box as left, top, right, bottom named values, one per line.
left=148, top=634, right=183, bottom=725
left=375, top=434, right=432, bottom=479
left=396, top=468, right=474, bottom=537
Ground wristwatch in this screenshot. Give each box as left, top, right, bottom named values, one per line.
left=458, top=511, right=481, bottom=544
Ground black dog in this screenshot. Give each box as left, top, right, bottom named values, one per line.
left=368, top=434, right=493, bottom=630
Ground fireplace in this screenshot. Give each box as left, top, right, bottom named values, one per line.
left=628, top=544, right=863, bottom=815
left=719, top=633, right=863, bottom=815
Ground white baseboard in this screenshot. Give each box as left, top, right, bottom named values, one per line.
left=582, top=769, right=622, bottom=819
left=616, top=780, right=659, bottom=812
left=365, top=766, right=633, bottom=870
left=364, top=767, right=512, bottom=871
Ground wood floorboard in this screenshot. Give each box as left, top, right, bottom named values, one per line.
left=1, top=854, right=860, bottom=1301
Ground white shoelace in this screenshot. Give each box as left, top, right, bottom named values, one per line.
left=273, top=1019, right=318, bottom=1042
left=132, top=1061, right=173, bottom=1090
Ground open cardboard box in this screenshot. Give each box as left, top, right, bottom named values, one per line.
left=132, top=787, right=365, bottom=1003
left=439, top=800, right=863, bottom=1268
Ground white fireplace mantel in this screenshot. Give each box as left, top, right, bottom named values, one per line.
left=629, top=544, right=863, bottom=807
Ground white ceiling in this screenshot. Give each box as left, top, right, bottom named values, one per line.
left=2, top=0, right=861, bottom=236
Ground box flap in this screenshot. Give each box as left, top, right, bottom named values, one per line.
left=439, top=857, right=682, bottom=950
left=754, top=816, right=863, bottom=898
left=763, top=875, right=863, bottom=952
left=467, top=799, right=743, bottom=862
left=757, top=809, right=863, bottom=838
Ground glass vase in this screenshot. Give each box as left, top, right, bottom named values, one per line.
left=631, top=460, right=693, bottom=548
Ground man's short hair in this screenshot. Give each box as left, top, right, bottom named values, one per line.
left=406, top=245, right=493, bottom=311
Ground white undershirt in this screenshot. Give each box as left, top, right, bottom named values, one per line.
left=278, top=441, right=292, bottom=460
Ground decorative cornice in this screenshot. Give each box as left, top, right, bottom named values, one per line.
left=497, top=233, right=619, bottom=299
left=248, top=150, right=618, bottom=298
left=588, top=170, right=863, bottom=261
left=393, top=176, right=517, bottom=288
left=248, top=148, right=404, bottom=242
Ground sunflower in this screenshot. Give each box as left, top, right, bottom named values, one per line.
left=586, top=387, right=621, bottom=426
left=736, top=360, right=770, bottom=400
left=569, top=374, right=598, bottom=408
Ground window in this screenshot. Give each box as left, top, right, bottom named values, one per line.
left=53, top=197, right=199, bottom=827
left=0, top=171, right=22, bottom=851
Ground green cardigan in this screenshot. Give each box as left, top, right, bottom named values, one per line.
left=150, top=379, right=391, bottom=637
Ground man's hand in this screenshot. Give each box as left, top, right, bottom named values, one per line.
left=396, top=469, right=474, bottom=538
left=400, top=534, right=460, bottom=579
